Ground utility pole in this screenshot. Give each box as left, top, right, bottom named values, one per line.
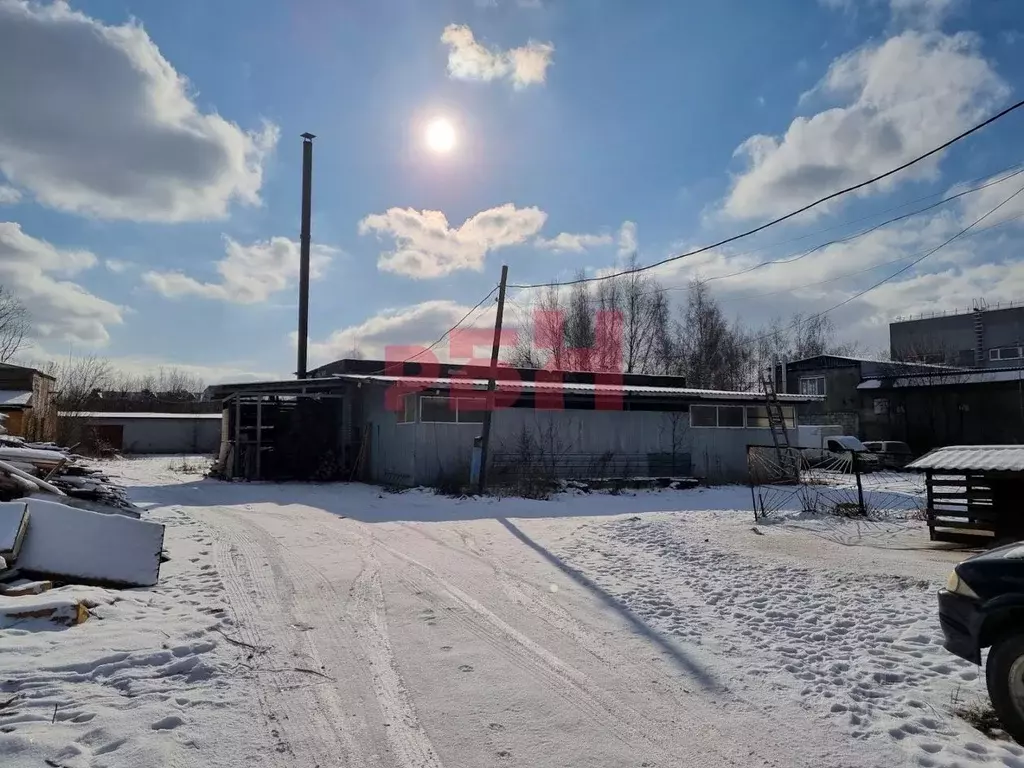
left=296, top=132, right=315, bottom=379
left=476, top=265, right=509, bottom=495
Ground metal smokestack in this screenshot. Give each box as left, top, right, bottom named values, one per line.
left=297, top=132, right=315, bottom=379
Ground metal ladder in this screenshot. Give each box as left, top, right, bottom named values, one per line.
left=760, top=369, right=797, bottom=480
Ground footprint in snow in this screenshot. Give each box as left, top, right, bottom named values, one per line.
left=151, top=715, right=184, bottom=731
left=458, top=664, right=474, bottom=673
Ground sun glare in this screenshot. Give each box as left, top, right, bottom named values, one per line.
left=425, top=117, right=457, bottom=154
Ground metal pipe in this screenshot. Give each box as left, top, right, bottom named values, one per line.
left=297, top=132, right=315, bottom=379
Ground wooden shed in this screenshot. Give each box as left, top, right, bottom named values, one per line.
left=908, top=446, right=1024, bottom=545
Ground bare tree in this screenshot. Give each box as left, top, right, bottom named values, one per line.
left=49, top=355, right=112, bottom=445
left=564, top=273, right=595, bottom=371
left=0, top=286, right=29, bottom=363
left=673, top=279, right=752, bottom=390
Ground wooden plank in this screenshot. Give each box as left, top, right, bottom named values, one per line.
left=931, top=491, right=994, bottom=500
left=931, top=529, right=996, bottom=545
left=928, top=519, right=997, bottom=531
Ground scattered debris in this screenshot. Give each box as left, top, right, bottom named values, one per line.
left=15, top=498, right=165, bottom=588
left=0, top=595, right=90, bottom=628
left=0, top=436, right=138, bottom=515
left=0, top=579, right=52, bottom=596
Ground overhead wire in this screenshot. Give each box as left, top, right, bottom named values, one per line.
left=403, top=286, right=498, bottom=364
left=508, top=97, right=1024, bottom=289
left=738, top=180, right=1024, bottom=347
left=517, top=166, right=1024, bottom=305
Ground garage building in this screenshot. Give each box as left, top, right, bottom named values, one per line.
left=60, top=412, right=222, bottom=454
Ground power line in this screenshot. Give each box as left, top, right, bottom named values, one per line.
left=402, top=286, right=498, bottom=365
left=740, top=180, right=1024, bottom=348
left=525, top=166, right=1024, bottom=306
left=716, top=210, right=1024, bottom=305
left=509, top=97, right=1024, bottom=290
left=808, top=181, right=1024, bottom=319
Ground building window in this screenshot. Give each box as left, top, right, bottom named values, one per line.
left=420, top=396, right=458, bottom=423
left=457, top=397, right=486, bottom=424
left=399, top=393, right=417, bottom=424
left=799, top=376, right=826, bottom=396
left=690, top=405, right=717, bottom=427
left=990, top=346, right=1022, bottom=361
left=718, top=406, right=744, bottom=427
left=417, top=395, right=488, bottom=424
left=745, top=405, right=796, bottom=429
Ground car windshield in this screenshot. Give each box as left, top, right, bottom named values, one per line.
left=833, top=435, right=869, bottom=451
left=884, top=442, right=912, bottom=454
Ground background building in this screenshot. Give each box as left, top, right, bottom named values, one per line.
left=59, top=412, right=222, bottom=454
left=0, top=362, right=56, bottom=440
left=890, top=302, right=1024, bottom=368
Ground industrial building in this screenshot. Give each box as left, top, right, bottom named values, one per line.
left=59, top=412, right=222, bottom=454
left=208, top=359, right=821, bottom=486
left=890, top=301, right=1024, bottom=368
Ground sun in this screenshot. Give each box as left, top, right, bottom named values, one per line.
left=425, top=117, right=457, bottom=154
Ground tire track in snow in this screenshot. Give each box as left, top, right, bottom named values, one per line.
left=399, top=523, right=612, bottom=665
left=375, top=537, right=699, bottom=766
left=201, top=505, right=369, bottom=767
left=346, top=555, right=445, bottom=768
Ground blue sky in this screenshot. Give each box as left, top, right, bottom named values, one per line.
left=1, top=0, right=1023, bottom=382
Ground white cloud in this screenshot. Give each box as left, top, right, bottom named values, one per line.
left=143, top=237, right=336, bottom=303
left=0, top=0, right=278, bottom=222
left=0, top=221, right=123, bottom=344
left=97, top=355, right=281, bottom=385
left=618, top=221, right=638, bottom=256
left=723, top=31, right=1008, bottom=220
left=441, top=24, right=554, bottom=89
left=0, top=185, right=21, bottom=204
left=307, top=299, right=498, bottom=364
left=953, top=172, right=1024, bottom=231
left=889, top=0, right=962, bottom=27
left=535, top=232, right=614, bottom=253
left=818, top=0, right=961, bottom=26
left=104, top=259, right=133, bottom=274
left=361, top=203, right=547, bottom=278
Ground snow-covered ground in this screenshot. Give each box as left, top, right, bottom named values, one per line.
left=2, top=456, right=1018, bottom=767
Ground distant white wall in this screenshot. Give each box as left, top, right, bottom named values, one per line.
left=89, top=416, right=220, bottom=454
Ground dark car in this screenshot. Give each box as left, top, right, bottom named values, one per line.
left=863, top=440, right=914, bottom=469
left=939, top=543, right=1024, bottom=741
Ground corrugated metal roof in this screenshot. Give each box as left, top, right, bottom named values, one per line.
left=860, top=368, right=1024, bottom=389
left=0, top=390, right=32, bottom=407
left=58, top=412, right=223, bottom=420
left=338, top=374, right=821, bottom=402
left=908, top=445, right=1024, bottom=471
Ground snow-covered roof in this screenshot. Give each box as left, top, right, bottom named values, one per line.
left=338, top=374, right=821, bottom=403
left=908, top=445, right=1024, bottom=472
left=859, top=368, right=1024, bottom=389
left=0, top=390, right=32, bottom=407
left=57, top=412, right=223, bottom=420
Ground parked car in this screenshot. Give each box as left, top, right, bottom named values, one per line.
left=939, top=543, right=1024, bottom=741
left=862, top=440, right=914, bottom=469
left=807, top=435, right=881, bottom=471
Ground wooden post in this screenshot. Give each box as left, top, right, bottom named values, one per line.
left=853, top=451, right=866, bottom=516
left=476, top=265, right=509, bottom=496
left=233, top=395, right=241, bottom=479
left=255, top=395, right=263, bottom=481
